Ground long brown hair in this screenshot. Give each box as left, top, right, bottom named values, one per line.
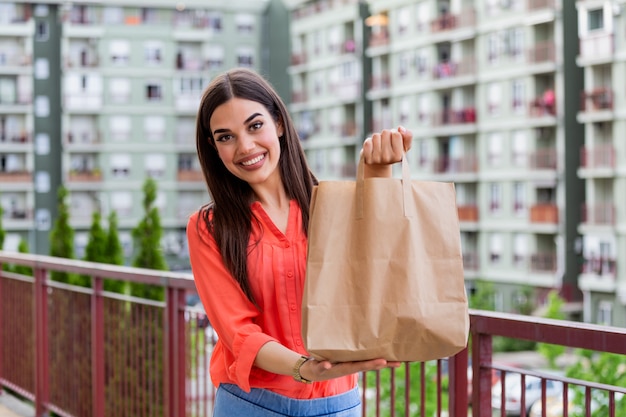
left=194, top=68, right=316, bottom=305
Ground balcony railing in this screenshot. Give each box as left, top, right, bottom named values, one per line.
left=582, top=256, right=617, bottom=277
left=430, top=9, right=475, bottom=32
left=433, top=155, right=479, bottom=174
left=431, top=107, right=477, bottom=125
left=530, top=252, right=557, bottom=272
left=457, top=205, right=479, bottom=222
left=581, top=87, right=613, bottom=112
left=580, top=144, right=615, bottom=169
left=529, top=148, right=557, bottom=169
left=579, top=33, right=614, bottom=61
left=530, top=204, right=558, bottom=224
left=2, top=252, right=625, bottom=417
left=582, top=203, right=615, bottom=225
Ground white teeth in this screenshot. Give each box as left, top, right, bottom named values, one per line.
left=241, top=154, right=265, bottom=166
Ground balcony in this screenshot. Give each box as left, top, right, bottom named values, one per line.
left=432, top=58, right=476, bottom=79
left=529, top=94, right=556, bottom=117
left=292, top=91, right=307, bottom=103
left=368, top=30, right=389, bottom=48
left=529, top=148, right=557, bottom=170
left=582, top=203, right=615, bottom=226
left=530, top=252, right=557, bottom=272
left=290, top=52, right=307, bottom=66
left=457, top=205, right=479, bottom=222
left=580, top=87, right=613, bottom=112
left=430, top=9, right=475, bottom=32
left=462, top=251, right=479, bottom=271
left=527, top=0, right=556, bottom=10
left=530, top=204, right=558, bottom=224
left=67, top=169, right=102, bottom=182
left=177, top=169, right=204, bottom=182
left=582, top=255, right=616, bottom=277
left=527, top=41, right=555, bottom=64
left=2, top=251, right=625, bottom=417
left=433, top=155, right=479, bottom=174
left=579, top=33, right=613, bottom=61
left=580, top=144, right=615, bottom=169
left=370, top=74, right=391, bottom=92
left=0, top=171, right=32, bottom=182
left=431, top=107, right=477, bottom=126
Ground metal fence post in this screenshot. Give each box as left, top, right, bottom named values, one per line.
left=165, top=286, right=186, bottom=417
left=92, top=276, right=105, bottom=417
left=471, top=320, right=493, bottom=417
left=448, top=348, right=469, bottom=417
left=34, top=267, right=49, bottom=416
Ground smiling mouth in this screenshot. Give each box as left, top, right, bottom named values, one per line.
left=240, top=154, right=266, bottom=166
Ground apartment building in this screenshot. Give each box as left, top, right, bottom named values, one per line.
left=576, top=0, right=626, bottom=325
left=283, top=0, right=625, bottom=326
left=0, top=0, right=278, bottom=270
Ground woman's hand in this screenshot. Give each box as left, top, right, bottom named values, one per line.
left=361, top=126, right=413, bottom=178
left=300, top=357, right=402, bottom=382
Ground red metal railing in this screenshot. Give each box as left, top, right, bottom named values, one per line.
left=1, top=251, right=626, bottom=417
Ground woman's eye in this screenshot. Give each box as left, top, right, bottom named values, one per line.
left=216, top=134, right=233, bottom=142
left=250, top=121, right=263, bottom=131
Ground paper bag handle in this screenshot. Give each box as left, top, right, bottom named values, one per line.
left=356, top=153, right=413, bottom=219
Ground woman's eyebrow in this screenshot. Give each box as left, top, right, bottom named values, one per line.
left=212, top=113, right=262, bottom=136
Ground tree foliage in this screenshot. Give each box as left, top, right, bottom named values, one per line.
left=49, top=186, right=80, bottom=284
left=103, top=211, right=126, bottom=293
left=13, top=239, right=33, bottom=276
left=537, top=290, right=567, bottom=368
left=131, top=178, right=168, bottom=300
left=0, top=200, right=5, bottom=251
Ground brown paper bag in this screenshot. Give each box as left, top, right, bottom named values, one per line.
left=303, top=155, right=469, bottom=362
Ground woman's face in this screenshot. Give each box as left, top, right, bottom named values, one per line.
left=209, top=97, right=283, bottom=187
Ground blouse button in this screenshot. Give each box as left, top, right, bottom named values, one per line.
left=290, top=304, right=297, bottom=311
left=284, top=242, right=291, bottom=248
left=287, top=271, right=293, bottom=277
left=295, top=339, right=302, bottom=346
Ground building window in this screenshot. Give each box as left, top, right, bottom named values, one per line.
left=207, top=45, right=224, bottom=70
left=144, top=41, right=163, bottom=65
left=488, top=133, right=502, bottom=166
left=36, top=21, right=49, bottom=41
left=237, top=48, right=254, bottom=67
left=488, top=82, right=502, bottom=114
left=109, top=115, right=131, bottom=141
left=146, top=82, right=162, bottom=101
left=235, top=13, right=255, bottom=34
left=103, top=7, right=123, bottom=24
left=144, top=116, right=165, bottom=141
left=511, top=79, right=525, bottom=112
left=110, top=191, right=133, bottom=216
left=489, top=183, right=502, bottom=213
left=110, top=154, right=131, bottom=178
left=597, top=301, right=612, bottom=326
left=207, top=12, right=223, bottom=32
left=588, top=8, right=604, bottom=31
left=513, top=182, right=525, bottom=214
left=489, top=233, right=503, bottom=264
left=109, top=78, right=131, bottom=103
left=145, top=154, right=166, bottom=178
left=110, top=40, right=130, bottom=65
left=513, top=233, right=527, bottom=267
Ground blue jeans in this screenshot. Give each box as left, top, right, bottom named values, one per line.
left=213, top=384, right=361, bottom=417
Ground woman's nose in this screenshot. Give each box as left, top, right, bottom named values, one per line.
left=237, top=133, right=255, bottom=152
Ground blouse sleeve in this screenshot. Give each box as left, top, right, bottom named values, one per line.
left=186, top=212, right=276, bottom=391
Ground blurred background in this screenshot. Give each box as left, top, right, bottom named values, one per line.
left=0, top=0, right=623, bottom=327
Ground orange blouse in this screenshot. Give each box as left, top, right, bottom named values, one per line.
left=186, top=200, right=357, bottom=398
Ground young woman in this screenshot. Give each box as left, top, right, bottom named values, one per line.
left=187, top=68, right=412, bottom=417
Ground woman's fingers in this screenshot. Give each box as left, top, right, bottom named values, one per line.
left=362, top=127, right=412, bottom=165
left=308, top=358, right=401, bottom=381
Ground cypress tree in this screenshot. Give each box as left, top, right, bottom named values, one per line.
left=130, top=178, right=168, bottom=300
left=104, top=211, right=125, bottom=293
left=49, top=186, right=78, bottom=284
left=14, top=239, right=33, bottom=276
left=80, top=211, right=107, bottom=286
